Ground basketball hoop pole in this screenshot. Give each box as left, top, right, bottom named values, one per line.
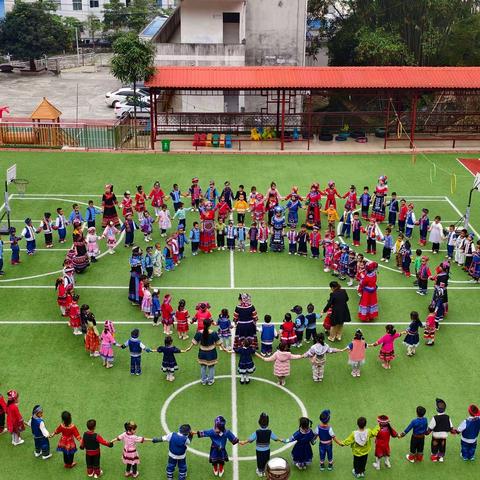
left=1, top=179, right=11, bottom=231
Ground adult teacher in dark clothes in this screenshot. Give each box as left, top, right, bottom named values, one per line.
left=323, top=281, right=351, bottom=342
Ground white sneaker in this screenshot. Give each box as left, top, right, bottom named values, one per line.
left=34, top=451, right=42, bottom=457
left=384, top=458, right=391, bottom=468
left=0, top=428, right=7, bottom=435
left=438, top=456, right=444, bottom=463
left=42, top=453, right=52, bottom=460
left=372, top=462, right=380, bottom=470
left=13, top=438, right=25, bottom=446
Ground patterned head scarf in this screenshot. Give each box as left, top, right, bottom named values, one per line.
left=7, top=390, right=18, bottom=401
left=239, top=293, right=251, bottom=307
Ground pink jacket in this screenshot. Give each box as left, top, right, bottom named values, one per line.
left=264, top=350, right=302, bottom=377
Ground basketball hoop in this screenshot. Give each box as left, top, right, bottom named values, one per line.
left=12, top=178, right=29, bottom=196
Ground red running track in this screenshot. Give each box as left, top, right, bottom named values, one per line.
left=458, top=158, right=480, bottom=176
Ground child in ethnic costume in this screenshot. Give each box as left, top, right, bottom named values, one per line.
left=156, top=336, right=182, bottom=382
left=161, top=294, right=175, bottom=335
left=400, top=405, right=428, bottom=463
left=55, top=276, right=71, bottom=317
left=417, top=208, right=430, bottom=246
left=240, top=412, right=281, bottom=477
left=279, top=313, right=297, bottom=349
left=153, top=424, right=194, bottom=480
left=216, top=218, right=226, bottom=250
left=139, top=210, right=154, bottom=242
left=100, top=320, right=118, bottom=368
left=6, top=390, right=26, bottom=445
left=102, top=221, right=119, bottom=254
left=351, top=212, right=362, bottom=247
left=30, top=405, right=51, bottom=460
left=427, top=398, right=454, bottom=462
left=52, top=411, right=82, bottom=468
left=217, top=308, right=232, bottom=349
left=141, top=283, right=152, bottom=319
left=151, top=289, right=161, bottom=327
left=39, top=212, right=54, bottom=248
left=175, top=299, right=190, bottom=340
left=403, top=311, right=423, bottom=356
left=157, top=205, right=171, bottom=238
left=302, top=333, right=343, bottom=382
left=80, top=419, right=114, bottom=478
left=322, top=235, right=334, bottom=272
left=283, top=417, right=316, bottom=470
left=192, top=302, right=212, bottom=331
left=120, top=191, right=134, bottom=219
left=260, top=314, right=277, bottom=356
left=342, top=417, right=380, bottom=479
left=305, top=303, right=320, bottom=342
left=85, top=313, right=100, bottom=357
left=456, top=404, right=480, bottom=461
left=197, top=416, right=239, bottom=478
left=233, top=338, right=256, bottom=385
left=258, top=342, right=302, bottom=386
left=0, top=390, right=6, bottom=434
left=121, top=213, right=137, bottom=248
left=67, top=293, right=82, bottom=336
left=152, top=243, right=163, bottom=277
left=258, top=220, right=269, bottom=253
left=316, top=409, right=343, bottom=471
left=369, top=324, right=402, bottom=369
left=134, top=185, right=147, bottom=222
left=121, top=329, right=152, bottom=375
left=86, top=227, right=101, bottom=262
left=249, top=221, right=258, bottom=252
left=55, top=207, right=68, bottom=244
left=345, top=329, right=368, bottom=377
left=400, top=240, right=412, bottom=276
left=372, top=415, right=397, bottom=470
left=424, top=305, right=436, bottom=346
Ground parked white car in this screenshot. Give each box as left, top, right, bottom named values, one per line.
left=105, top=88, right=149, bottom=107
left=114, top=99, right=151, bottom=118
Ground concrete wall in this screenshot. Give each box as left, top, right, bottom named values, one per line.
left=245, top=0, right=307, bottom=67
left=155, top=43, right=245, bottom=66
left=180, top=0, right=245, bottom=43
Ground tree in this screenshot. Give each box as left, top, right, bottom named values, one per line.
left=110, top=33, right=155, bottom=144
left=63, top=17, right=84, bottom=53
left=85, top=14, right=102, bottom=50
left=0, top=1, right=69, bottom=70
left=313, top=0, right=480, bottom=66
left=103, top=0, right=128, bottom=35
left=127, top=0, right=159, bottom=34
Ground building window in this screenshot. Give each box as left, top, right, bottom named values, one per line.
left=90, top=0, right=99, bottom=7
left=73, top=0, right=82, bottom=10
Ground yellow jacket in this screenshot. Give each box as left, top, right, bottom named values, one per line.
left=342, top=425, right=380, bottom=456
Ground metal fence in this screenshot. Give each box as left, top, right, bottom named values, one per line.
left=0, top=116, right=150, bottom=150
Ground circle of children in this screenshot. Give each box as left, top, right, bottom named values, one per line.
left=2, top=177, right=480, bottom=478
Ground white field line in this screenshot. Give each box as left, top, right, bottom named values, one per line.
left=445, top=195, right=480, bottom=239
left=0, top=320, right=479, bottom=326
left=230, top=249, right=235, bottom=289
left=230, top=328, right=239, bottom=479
left=0, top=285, right=477, bottom=290
left=11, top=194, right=101, bottom=198
left=0, top=230, right=125, bottom=283
left=11, top=197, right=101, bottom=208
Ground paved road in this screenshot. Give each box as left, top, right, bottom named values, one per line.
left=0, top=67, right=122, bottom=122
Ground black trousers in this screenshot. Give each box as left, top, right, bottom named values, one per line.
left=0, top=411, right=4, bottom=429
left=431, top=437, right=447, bottom=455
left=367, top=238, right=376, bottom=252
left=63, top=452, right=75, bottom=465
left=382, top=246, right=391, bottom=259
left=217, top=234, right=225, bottom=247
left=410, top=435, right=425, bottom=454
left=86, top=453, right=100, bottom=469
left=305, top=327, right=317, bottom=341
left=44, top=233, right=53, bottom=245
left=353, top=454, right=368, bottom=474
left=256, top=450, right=270, bottom=472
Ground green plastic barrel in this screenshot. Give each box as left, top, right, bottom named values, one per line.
left=161, top=139, right=171, bottom=152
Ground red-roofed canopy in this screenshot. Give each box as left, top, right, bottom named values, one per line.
left=146, top=66, right=480, bottom=91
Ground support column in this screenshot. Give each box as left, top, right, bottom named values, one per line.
left=307, top=94, right=313, bottom=151
left=410, top=93, right=418, bottom=149
left=280, top=90, right=286, bottom=151
left=384, top=97, right=391, bottom=150
left=149, top=90, right=155, bottom=150
left=276, top=89, right=281, bottom=136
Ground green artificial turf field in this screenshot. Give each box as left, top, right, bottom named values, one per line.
left=0, top=151, right=479, bottom=480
